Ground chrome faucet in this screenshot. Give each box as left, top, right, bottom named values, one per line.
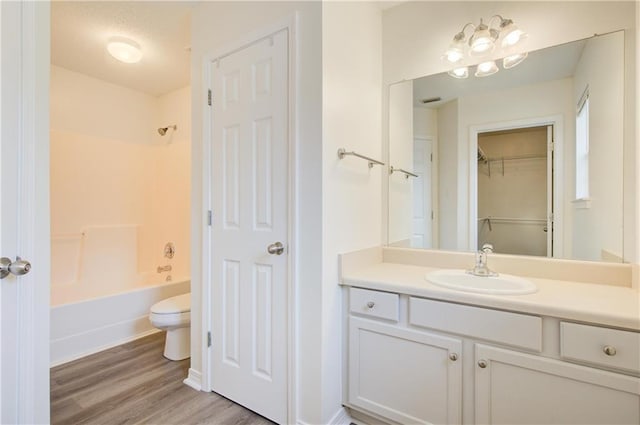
left=468, top=243, right=498, bottom=277
left=157, top=265, right=172, bottom=273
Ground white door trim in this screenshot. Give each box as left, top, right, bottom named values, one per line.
left=468, top=115, right=564, bottom=257
left=199, top=14, right=298, bottom=424
left=0, top=1, right=50, bottom=423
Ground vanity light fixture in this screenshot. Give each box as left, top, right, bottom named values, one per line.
left=468, top=20, right=498, bottom=56
left=448, top=66, right=469, bottom=79
left=107, top=36, right=142, bottom=64
left=503, top=52, right=528, bottom=69
left=475, top=60, right=499, bottom=77
left=443, top=15, right=527, bottom=79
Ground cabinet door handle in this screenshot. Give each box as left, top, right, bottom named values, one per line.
left=603, top=345, right=617, bottom=356
left=366, top=301, right=375, bottom=309
left=478, top=359, right=488, bottom=368
left=449, top=353, right=458, bottom=361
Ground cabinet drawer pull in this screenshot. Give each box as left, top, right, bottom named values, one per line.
left=603, top=345, right=617, bottom=356
left=366, top=301, right=375, bottom=309
left=449, top=353, right=458, bottom=361
left=478, top=359, right=487, bottom=368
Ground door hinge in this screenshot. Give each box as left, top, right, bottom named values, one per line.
left=207, top=89, right=212, bottom=106
left=207, top=331, right=212, bottom=347
left=430, top=153, right=433, bottom=162
left=207, top=210, right=212, bottom=226
left=431, top=210, right=434, bottom=220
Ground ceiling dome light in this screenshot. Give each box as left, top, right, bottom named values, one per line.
left=469, top=21, right=497, bottom=56
left=475, top=60, right=499, bottom=77
left=448, top=66, right=469, bottom=79
left=503, top=52, right=528, bottom=69
left=107, top=37, right=142, bottom=64
left=500, top=20, right=526, bottom=47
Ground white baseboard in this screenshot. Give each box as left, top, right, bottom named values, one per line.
left=183, top=368, right=202, bottom=391
left=296, top=407, right=353, bottom=425
left=328, top=407, right=353, bottom=425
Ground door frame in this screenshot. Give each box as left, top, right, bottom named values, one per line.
left=199, top=15, right=298, bottom=423
left=0, top=1, right=51, bottom=423
left=468, top=115, right=564, bottom=257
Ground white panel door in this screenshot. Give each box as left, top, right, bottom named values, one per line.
left=1, top=2, right=50, bottom=423
left=412, top=137, right=432, bottom=248
left=210, top=30, right=288, bottom=424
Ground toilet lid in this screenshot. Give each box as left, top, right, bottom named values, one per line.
left=151, top=293, right=190, bottom=314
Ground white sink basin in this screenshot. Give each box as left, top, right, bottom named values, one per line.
left=425, top=269, right=538, bottom=295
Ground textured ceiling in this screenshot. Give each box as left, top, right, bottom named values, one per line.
left=51, top=1, right=194, bottom=97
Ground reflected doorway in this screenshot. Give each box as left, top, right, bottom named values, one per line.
left=476, top=125, right=553, bottom=257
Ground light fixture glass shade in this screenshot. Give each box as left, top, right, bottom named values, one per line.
left=503, top=52, right=528, bottom=69
left=107, top=37, right=142, bottom=63
left=444, top=42, right=465, bottom=63
left=448, top=66, right=469, bottom=79
left=469, top=24, right=495, bottom=56
left=500, top=22, right=525, bottom=47
left=475, top=60, right=499, bottom=77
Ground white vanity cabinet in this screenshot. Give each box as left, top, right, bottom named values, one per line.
left=475, top=344, right=640, bottom=424
left=347, top=288, right=463, bottom=424
left=345, top=287, right=640, bottom=425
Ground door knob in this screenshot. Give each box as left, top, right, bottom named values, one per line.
left=267, top=242, right=285, bottom=255
left=0, top=256, right=32, bottom=279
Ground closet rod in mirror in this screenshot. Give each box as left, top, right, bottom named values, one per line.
left=337, top=148, right=385, bottom=169
left=389, top=166, right=418, bottom=179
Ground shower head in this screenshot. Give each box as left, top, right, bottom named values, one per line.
left=158, top=125, right=177, bottom=136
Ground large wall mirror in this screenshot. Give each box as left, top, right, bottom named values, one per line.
left=387, top=28, right=635, bottom=263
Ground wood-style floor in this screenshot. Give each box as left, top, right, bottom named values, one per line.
left=51, top=332, right=274, bottom=425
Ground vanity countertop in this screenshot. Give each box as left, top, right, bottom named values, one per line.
left=340, top=261, right=640, bottom=331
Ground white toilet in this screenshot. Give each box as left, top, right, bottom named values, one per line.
left=149, top=293, right=191, bottom=361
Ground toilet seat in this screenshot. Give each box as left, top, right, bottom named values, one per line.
left=151, top=293, right=190, bottom=314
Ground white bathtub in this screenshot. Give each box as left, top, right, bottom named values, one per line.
left=50, top=276, right=190, bottom=366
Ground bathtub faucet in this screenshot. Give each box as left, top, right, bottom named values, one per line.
left=157, top=265, right=172, bottom=273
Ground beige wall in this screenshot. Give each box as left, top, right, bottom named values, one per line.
left=388, top=80, right=413, bottom=245
left=322, top=1, right=383, bottom=420
left=572, top=31, right=625, bottom=262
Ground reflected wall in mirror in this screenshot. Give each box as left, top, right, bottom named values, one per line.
left=388, top=30, right=633, bottom=263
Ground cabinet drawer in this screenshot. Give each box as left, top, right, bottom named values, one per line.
left=349, top=288, right=399, bottom=322
left=560, top=322, right=640, bottom=373
left=409, top=297, right=542, bottom=351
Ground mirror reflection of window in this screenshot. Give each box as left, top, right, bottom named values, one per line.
left=575, top=90, right=590, bottom=200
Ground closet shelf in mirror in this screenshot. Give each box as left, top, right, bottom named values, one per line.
left=337, top=148, right=385, bottom=169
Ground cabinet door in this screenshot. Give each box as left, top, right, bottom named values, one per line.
left=475, top=344, right=640, bottom=424
left=348, top=317, right=462, bottom=424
